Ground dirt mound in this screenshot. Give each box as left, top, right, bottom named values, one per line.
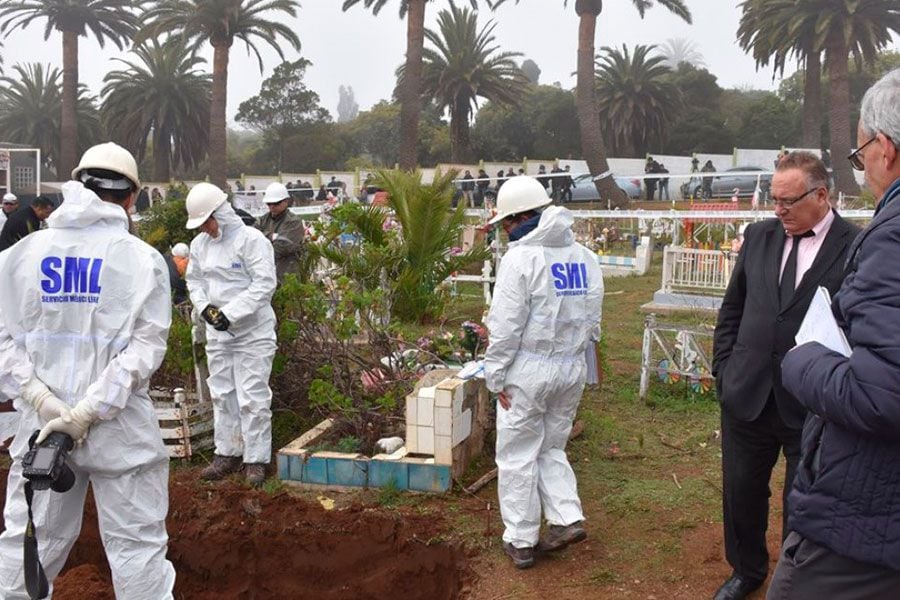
left=0, top=469, right=470, bottom=599
left=55, top=564, right=114, bottom=600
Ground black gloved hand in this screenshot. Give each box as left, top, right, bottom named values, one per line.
left=201, top=304, right=231, bottom=332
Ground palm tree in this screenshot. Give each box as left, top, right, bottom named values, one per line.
left=417, top=4, right=527, bottom=163
left=342, top=0, right=478, bottom=171
left=0, top=0, right=141, bottom=180
left=738, top=0, right=823, bottom=151
left=0, top=63, right=103, bottom=174
left=490, top=0, right=690, bottom=208
left=658, top=38, right=706, bottom=70
left=140, top=0, right=301, bottom=187
left=595, top=45, right=681, bottom=158
left=101, top=38, right=211, bottom=182
left=738, top=0, right=900, bottom=195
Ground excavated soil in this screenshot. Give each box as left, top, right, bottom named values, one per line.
left=0, top=469, right=471, bottom=599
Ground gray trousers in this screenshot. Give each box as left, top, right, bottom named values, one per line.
left=767, top=531, right=900, bottom=600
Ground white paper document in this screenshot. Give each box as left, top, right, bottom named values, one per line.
left=795, top=286, right=852, bottom=357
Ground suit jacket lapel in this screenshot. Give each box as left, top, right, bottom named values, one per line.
left=785, top=212, right=850, bottom=311
left=766, top=224, right=784, bottom=309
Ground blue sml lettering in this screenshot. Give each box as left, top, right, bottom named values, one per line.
left=551, top=263, right=567, bottom=290
left=41, top=257, right=102, bottom=294
left=41, top=257, right=62, bottom=293
left=551, top=262, right=589, bottom=290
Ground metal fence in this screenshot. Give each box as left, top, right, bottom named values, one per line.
left=661, top=246, right=737, bottom=296
left=639, top=314, right=715, bottom=401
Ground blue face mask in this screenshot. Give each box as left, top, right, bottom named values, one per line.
left=508, top=213, right=542, bottom=242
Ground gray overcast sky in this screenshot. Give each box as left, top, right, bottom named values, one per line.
left=1, top=1, right=897, bottom=126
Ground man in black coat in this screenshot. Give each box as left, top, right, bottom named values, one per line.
left=549, top=165, right=563, bottom=200
left=711, top=151, right=860, bottom=600
left=536, top=164, right=550, bottom=191
left=0, top=195, right=55, bottom=252
left=559, top=165, right=574, bottom=203
left=461, top=170, right=475, bottom=208
left=644, top=157, right=658, bottom=201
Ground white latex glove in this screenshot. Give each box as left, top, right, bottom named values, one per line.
left=36, top=396, right=71, bottom=424
left=20, top=378, right=69, bottom=423
left=36, top=401, right=97, bottom=445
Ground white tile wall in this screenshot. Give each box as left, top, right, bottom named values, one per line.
left=417, top=426, right=434, bottom=454
left=452, top=410, right=472, bottom=447
left=435, top=386, right=453, bottom=408
left=406, top=420, right=418, bottom=453
left=417, top=395, right=434, bottom=426
left=405, top=394, right=417, bottom=425
left=435, top=406, right=452, bottom=437
left=405, top=378, right=479, bottom=462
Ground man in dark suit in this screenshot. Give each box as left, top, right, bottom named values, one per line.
left=0, top=195, right=54, bottom=252
left=711, top=151, right=860, bottom=600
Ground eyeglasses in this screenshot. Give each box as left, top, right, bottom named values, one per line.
left=848, top=136, right=877, bottom=171
left=772, top=187, right=822, bottom=208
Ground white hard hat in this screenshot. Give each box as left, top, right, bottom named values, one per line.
left=488, top=176, right=551, bottom=225
left=171, top=242, right=190, bottom=257
left=72, top=142, right=141, bottom=190
left=2, top=193, right=17, bottom=203
left=263, top=182, right=290, bottom=204
left=185, top=182, right=228, bottom=229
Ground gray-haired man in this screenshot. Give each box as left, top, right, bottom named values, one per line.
left=767, top=68, right=900, bottom=600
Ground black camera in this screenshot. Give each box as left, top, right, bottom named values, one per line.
left=22, top=430, right=75, bottom=493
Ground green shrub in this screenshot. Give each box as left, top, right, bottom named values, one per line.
left=378, top=169, right=490, bottom=322
left=137, top=182, right=192, bottom=253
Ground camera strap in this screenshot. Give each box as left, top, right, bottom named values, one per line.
left=23, top=480, right=50, bottom=600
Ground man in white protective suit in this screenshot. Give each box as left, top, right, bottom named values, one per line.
left=484, top=176, right=604, bottom=570
left=0, top=142, right=176, bottom=598
left=184, top=182, right=277, bottom=487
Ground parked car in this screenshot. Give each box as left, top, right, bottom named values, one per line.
left=709, top=166, right=771, bottom=198
left=680, top=175, right=704, bottom=200
left=568, top=174, right=643, bottom=202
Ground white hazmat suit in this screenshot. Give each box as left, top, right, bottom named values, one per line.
left=485, top=205, right=604, bottom=549
left=0, top=181, right=175, bottom=598
left=186, top=203, right=277, bottom=464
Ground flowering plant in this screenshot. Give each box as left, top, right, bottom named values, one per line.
left=416, top=320, right=488, bottom=364
left=460, top=321, right=488, bottom=360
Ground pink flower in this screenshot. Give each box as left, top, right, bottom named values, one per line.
left=361, top=368, right=387, bottom=391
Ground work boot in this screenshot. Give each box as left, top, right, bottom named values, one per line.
left=243, top=463, right=267, bottom=487
left=503, top=542, right=535, bottom=570
left=537, top=521, right=587, bottom=553
left=200, top=455, right=242, bottom=481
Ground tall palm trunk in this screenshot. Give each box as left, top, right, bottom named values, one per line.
left=398, top=0, right=426, bottom=171
left=153, top=126, right=171, bottom=182
left=574, top=0, right=626, bottom=208
left=622, top=137, right=636, bottom=159
left=208, top=42, right=230, bottom=187
left=60, top=30, right=79, bottom=180
left=449, top=100, right=472, bottom=163
left=801, top=51, right=822, bottom=149
left=825, top=35, right=858, bottom=196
